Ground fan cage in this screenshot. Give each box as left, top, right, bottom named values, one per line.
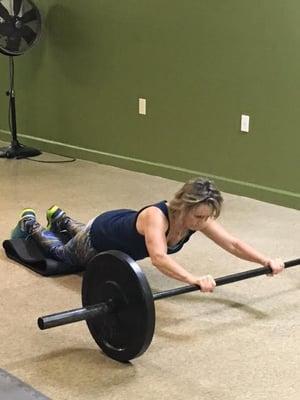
left=0, top=0, right=42, bottom=56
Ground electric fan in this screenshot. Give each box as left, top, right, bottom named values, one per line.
left=0, top=0, right=42, bottom=158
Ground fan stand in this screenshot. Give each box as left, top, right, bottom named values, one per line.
left=0, top=56, right=41, bottom=159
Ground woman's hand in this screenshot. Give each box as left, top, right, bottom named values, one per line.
left=193, top=275, right=216, bottom=292
left=265, top=258, right=285, bottom=275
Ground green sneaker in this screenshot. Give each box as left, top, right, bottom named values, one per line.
left=46, top=205, right=67, bottom=232
left=11, top=209, right=36, bottom=239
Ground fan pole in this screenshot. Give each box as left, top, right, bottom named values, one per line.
left=0, top=57, right=41, bottom=159
left=8, top=57, right=19, bottom=145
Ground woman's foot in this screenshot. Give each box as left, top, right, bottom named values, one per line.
left=46, top=205, right=68, bottom=232
left=11, top=209, right=37, bottom=239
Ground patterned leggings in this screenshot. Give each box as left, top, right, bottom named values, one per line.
left=34, top=218, right=98, bottom=266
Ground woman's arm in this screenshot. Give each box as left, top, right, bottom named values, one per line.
left=137, top=207, right=216, bottom=292
left=201, top=219, right=284, bottom=274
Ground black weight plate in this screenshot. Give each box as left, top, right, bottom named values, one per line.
left=82, top=250, right=155, bottom=362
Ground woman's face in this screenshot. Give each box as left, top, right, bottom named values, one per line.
left=183, top=203, right=213, bottom=230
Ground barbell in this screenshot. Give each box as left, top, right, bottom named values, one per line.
left=37, top=250, right=300, bottom=362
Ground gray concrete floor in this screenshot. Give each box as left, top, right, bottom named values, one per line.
left=0, top=369, right=50, bottom=400
left=0, top=146, right=300, bottom=400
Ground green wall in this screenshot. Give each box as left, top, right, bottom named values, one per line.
left=0, top=0, right=299, bottom=209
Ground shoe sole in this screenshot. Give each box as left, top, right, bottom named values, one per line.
left=46, top=205, right=60, bottom=230
left=20, top=208, right=35, bottom=218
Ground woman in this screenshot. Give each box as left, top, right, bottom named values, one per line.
left=11, top=177, right=284, bottom=292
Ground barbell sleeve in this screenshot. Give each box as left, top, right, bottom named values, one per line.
left=153, top=258, right=300, bottom=301
left=38, top=302, right=111, bottom=330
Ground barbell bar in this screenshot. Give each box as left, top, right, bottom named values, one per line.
left=153, top=257, right=300, bottom=300
left=37, top=251, right=300, bottom=362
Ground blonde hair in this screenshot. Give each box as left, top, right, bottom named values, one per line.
left=169, top=177, right=223, bottom=218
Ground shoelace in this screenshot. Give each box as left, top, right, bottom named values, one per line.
left=20, top=216, right=36, bottom=233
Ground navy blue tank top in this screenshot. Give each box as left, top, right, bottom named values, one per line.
left=90, top=201, right=195, bottom=261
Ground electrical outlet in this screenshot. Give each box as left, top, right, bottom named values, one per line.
left=139, top=98, right=146, bottom=115
left=241, top=114, right=250, bottom=133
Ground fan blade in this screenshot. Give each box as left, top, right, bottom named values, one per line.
left=0, top=3, right=11, bottom=22
left=6, top=34, right=21, bottom=52
left=19, top=8, right=38, bottom=24
left=19, top=24, right=36, bottom=44
left=13, top=0, right=23, bottom=17
left=0, top=22, right=13, bottom=37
